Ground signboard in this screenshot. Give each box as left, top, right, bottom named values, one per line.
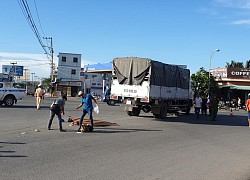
left=227, top=68, right=250, bottom=79
left=2, top=65, right=24, bottom=76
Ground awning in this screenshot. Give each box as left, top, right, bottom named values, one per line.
left=219, top=85, right=250, bottom=90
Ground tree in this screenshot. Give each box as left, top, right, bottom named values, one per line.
left=245, top=60, right=250, bottom=68
left=191, top=67, right=218, bottom=97
left=226, top=60, right=243, bottom=68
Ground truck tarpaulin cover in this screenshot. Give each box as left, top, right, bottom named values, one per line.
left=113, top=57, right=190, bottom=89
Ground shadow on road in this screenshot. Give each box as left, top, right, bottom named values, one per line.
left=0, top=105, right=50, bottom=109
left=65, top=127, right=162, bottom=134
left=154, top=113, right=248, bottom=127
left=0, top=141, right=27, bottom=158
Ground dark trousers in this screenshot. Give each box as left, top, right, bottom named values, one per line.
left=79, top=109, right=93, bottom=128
left=48, top=110, right=63, bottom=129
left=195, top=107, right=201, bottom=119
left=201, top=106, right=207, bottom=115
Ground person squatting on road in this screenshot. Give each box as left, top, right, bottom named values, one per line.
left=210, top=94, right=219, bottom=121
left=76, top=91, right=98, bottom=132
left=246, top=93, right=250, bottom=127
left=34, top=84, right=45, bottom=110
left=194, top=94, right=202, bottom=119
left=47, top=95, right=67, bottom=132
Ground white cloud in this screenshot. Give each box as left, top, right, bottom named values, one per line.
left=0, top=52, right=51, bottom=79
left=231, top=19, right=250, bottom=24
left=0, top=52, right=99, bottom=79
left=214, top=0, right=250, bottom=9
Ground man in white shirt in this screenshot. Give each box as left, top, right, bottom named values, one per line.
left=194, top=94, right=202, bottom=119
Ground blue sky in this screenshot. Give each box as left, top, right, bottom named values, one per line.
left=1, top=0, right=250, bottom=79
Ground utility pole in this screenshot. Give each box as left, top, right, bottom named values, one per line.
left=24, top=68, right=28, bottom=93
left=10, top=62, right=17, bottom=84
left=43, top=37, right=54, bottom=83
left=31, top=72, right=35, bottom=85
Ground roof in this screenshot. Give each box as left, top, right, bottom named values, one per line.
left=219, top=85, right=250, bottom=90
left=84, top=63, right=112, bottom=72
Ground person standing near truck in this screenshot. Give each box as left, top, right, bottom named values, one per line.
left=210, top=94, right=219, bottom=121
left=194, top=94, right=202, bottom=119
left=34, top=84, right=45, bottom=110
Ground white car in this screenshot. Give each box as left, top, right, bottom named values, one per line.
left=0, top=82, right=26, bottom=107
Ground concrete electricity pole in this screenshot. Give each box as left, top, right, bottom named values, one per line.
left=43, top=37, right=54, bottom=83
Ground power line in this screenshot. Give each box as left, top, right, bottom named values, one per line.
left=17, top=0, right=49, bottom=55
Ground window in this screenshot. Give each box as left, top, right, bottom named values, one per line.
left=92, top=75, right=97, bottom=78
left=73, top=57, right=78, bottom=63
left=62, top=56, right=66, bottom=62
left=71, top=69, right=76, bottom=75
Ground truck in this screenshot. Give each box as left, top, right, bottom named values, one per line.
left=0, top=82, right=26, bottom=107
left=110, top=57, right=192, bottom=118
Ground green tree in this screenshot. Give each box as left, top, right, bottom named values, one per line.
left=191, top=67, right=218, bottom=97
left=245, top=60, right=250, bottom=68
left=226, top=60, right=243, bottom=68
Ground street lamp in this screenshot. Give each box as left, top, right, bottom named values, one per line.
left=208, top=49, right=220, bottom=97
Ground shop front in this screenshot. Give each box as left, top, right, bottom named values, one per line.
left=56, top=81, right=82, bottom=97
left=211, top=68, right=250, bottom=105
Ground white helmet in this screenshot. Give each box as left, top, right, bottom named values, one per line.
left=78, top=91, right=83, bottom=96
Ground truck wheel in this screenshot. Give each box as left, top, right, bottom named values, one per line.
left=109, top=100, right=116, bottom=106
left=186, top=105, right=191, bottom=115
left=127, top=111, right=132, bottom=116
left=132, top=107, right=140, bottom=116
left=4, top=95, right=15, bottom=107
left=185, top=101, right=191, bottom=115
left=160, top=102, right=168, bottom=119
left=153, top=114, right=161, bottom=118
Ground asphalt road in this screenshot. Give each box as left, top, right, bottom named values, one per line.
left=1, top=96, right=250, bottom=180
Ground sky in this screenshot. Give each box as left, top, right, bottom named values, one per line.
left=1, top=0, right=250, bottom=80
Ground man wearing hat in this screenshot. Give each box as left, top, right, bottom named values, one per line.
left=34, top=83, right=45, bottom=110
left=76, top=91, right=98, bottom=132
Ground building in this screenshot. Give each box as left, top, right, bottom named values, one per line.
left=56, top=53, right=82, bottom=96
left=211, top=67, right=250, bottom=104
left=81, top=63, right=112, bottom=96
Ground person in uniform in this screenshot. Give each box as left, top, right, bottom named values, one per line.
left=34, top=84, right=45, bottom=110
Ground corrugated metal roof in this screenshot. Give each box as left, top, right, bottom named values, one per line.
left=84, top=63, right=112, bottom=71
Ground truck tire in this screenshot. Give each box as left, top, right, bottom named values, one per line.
left=127, top=111, right=133, bottom=116
left=153, top=114, right=161, bottom=118
left=185, top=105, right=191, bottom=115
left=160, top=102, right=168, bottom=119
left=185, top=101, right=191, bottom=115
left=109, top=100, right=116, bottom=106
left=4, top=95, right=15, bottom=107
left=127, top=107, right=141, bottom=116
left=132, top=107, right=140, bottom=116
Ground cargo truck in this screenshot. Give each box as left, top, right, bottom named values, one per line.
left=110, top=57, right=192, bottom=118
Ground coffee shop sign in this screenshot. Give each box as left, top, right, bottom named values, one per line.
left=227, top=68, right=250, bottom=79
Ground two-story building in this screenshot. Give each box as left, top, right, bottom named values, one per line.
left=56, top=53, right=82, bottom=96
